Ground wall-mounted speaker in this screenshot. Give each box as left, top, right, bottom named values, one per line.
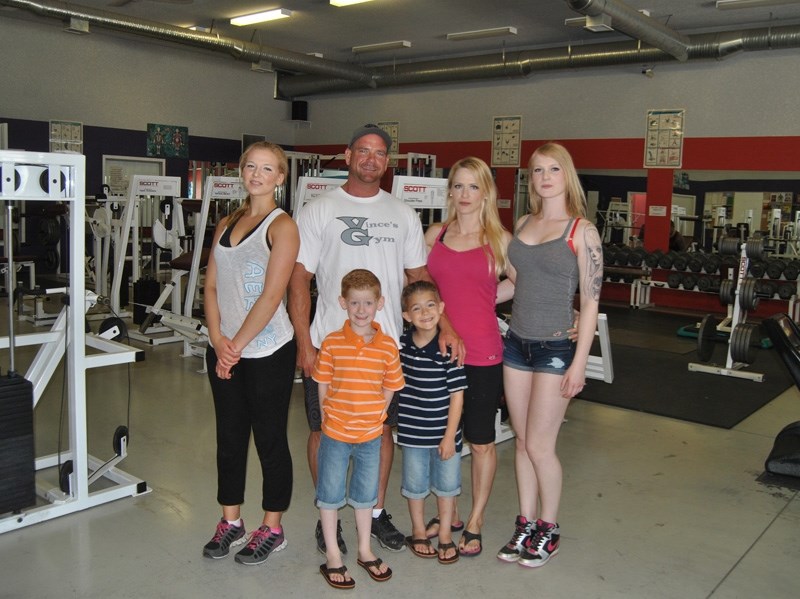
left=291, top=100, right=309, bottom=122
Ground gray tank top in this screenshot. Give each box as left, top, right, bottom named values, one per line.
left=508, top=218, right=579, bottom=340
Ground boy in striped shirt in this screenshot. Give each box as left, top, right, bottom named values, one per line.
left=313, top=269, right=405, bottom=589
left=397, top=281, right=467, bottom=565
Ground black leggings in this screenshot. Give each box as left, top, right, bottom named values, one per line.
left=206, top=339, right=296, bottom=512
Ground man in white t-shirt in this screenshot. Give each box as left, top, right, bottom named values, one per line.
left=288, top=124, right=462, bottom=556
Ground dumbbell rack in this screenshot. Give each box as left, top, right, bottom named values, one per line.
left=688, top=239, right=765, bottom=382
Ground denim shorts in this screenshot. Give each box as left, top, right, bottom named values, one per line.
left=401, top=446, right=461, bottom=499
left=316, top=433, right=381, bottom=510
left=503, top=330, right=576, bottom=374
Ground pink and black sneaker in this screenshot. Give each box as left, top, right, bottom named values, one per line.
left=517, top=519, right=559, bottom=568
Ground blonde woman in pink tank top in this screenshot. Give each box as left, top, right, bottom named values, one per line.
left=424, top=157, right=513, bottom=558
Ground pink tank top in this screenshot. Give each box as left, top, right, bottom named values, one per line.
left=427, top=226, right=503, bottom=366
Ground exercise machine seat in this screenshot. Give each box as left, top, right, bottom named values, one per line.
left=761, top=313, right=800, bottom=477
left=169, top=247, right=210, bottom=271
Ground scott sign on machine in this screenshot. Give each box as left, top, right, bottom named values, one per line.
left=293, top=176, right=345, bottom=216
left=133, top=177, right=180, bottom=196
left=210, top=178, right=245, bottom=199
left=391, top=175, right=448, bottom=208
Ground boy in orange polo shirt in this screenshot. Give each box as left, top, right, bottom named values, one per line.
left=313, top=269, right=405, bottom=590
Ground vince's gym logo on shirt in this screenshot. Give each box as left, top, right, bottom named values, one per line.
left=337, top=216, right=399, bottom=247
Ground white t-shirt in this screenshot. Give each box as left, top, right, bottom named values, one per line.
left=296, top=186, right=427, bottom=347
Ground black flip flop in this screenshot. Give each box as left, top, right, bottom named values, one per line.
left=425, top=517, right=465, bottom=539
left=459, top=530, right=483, bottom=557
left=405, top=536, right=437, bottom=558
left=357, top=558, right=392, bottom=582
left=320, top=564, right=355, bottom=590
left=437, top=541, right=459, bottom=565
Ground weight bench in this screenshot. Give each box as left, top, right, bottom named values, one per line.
left=761, top=313, right=800, bottom=477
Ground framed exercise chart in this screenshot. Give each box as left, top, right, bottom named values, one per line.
left=644, top=109, right=685, bottom=168
left=491, top=115, right=521, bottom=167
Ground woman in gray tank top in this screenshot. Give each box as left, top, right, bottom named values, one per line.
left=496, top=143, right=603, bottom=569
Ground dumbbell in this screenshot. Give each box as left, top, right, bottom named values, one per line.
left=783, top=260, right=800, bottom=281
left=667, top=272, right=683, bottom=288
left=749, top=259, right=766, bottom=278
left=778, top=282, right=795, bottom=300
left=756, top=280, right=777, bottom=299
left=766, top=258, right=786, bottom=279
left=686, top=254, right=706, bottom=273
left=627, top=248, right=647, bottom=267
left=703, top=254, right=721, bottom=274
left=603, top=245, right=619, bottom=266
left=644, top=250, right=663, bottom=268
left=672, top=252, right=689, bottom=271
left=682, top=273, right=698, bottom=290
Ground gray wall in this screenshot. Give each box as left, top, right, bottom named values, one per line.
left=3, top=14, right=800, bottom=148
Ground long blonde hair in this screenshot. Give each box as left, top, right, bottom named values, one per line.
left=444, top=156, right=508, bottom=279
left=527, top=142, right=587, bottom=219
left=227, top=141, right=288, bottom=228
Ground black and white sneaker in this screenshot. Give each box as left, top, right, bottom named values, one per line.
left=315, top=519, right=347, bottom=555
left=371, top=510, right=405, bottom=551
left=496, top=515, right=533, bottom=563
left=234, top=525, right=287, bottom=566
left=518, top=520, right=560, bottom=568
left=202, top=518, right=247, bottom=559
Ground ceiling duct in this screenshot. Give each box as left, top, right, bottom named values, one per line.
left=3, top=0, right=800, bottom=100
left=0, top=0, right=376, bottom=87
left=566, top=0, right=691, bottom=61
left=276, top=25, right=800, bottom=97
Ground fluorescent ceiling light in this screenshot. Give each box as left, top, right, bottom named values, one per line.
left=446, top=26, right=517, bottom=41
left=352, top=40, right=411, bottom=54
left=716, top=0, right=800, bottom=8
left=230, top=8, right=292, bottom=27
left=330, top=0, right=374, bottom=6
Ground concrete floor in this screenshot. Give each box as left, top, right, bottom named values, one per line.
left=1, top=311, right=799, bottom=599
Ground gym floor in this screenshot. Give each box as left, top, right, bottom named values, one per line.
left=0, top=304, right=798, bottom=598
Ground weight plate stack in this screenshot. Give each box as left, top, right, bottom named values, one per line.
left=730, top=322, right=759, bottom=364
left=739, top=278, right=760, bottom=311
left=719, top=279, right=736, bottom=305
left=718, top=237, right=741, bottom=256
left=745, top=238, right=765, bottom=261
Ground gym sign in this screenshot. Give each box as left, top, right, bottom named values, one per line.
left=135, top=177, right=180, bottom=197
left=391, top=175, right=448, bottom=208
left=210, top=177, right=245, bottom=200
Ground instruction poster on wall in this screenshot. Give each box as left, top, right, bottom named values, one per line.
left=377, top=121, right=399, bottom=167
left=644, top=109, right=684, bottom=168
left=491, top=116, right=521, bottom=167
left=49, top=120, right=83, bottom=153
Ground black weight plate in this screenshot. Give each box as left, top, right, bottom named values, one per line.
left=697, top=314, right=721, bottom=362
left=719, top=279, right=735, bottom=305
left=113, top=425, right=129, bottom=455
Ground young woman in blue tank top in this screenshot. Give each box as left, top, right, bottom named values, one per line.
left=496, top=143, right=603, bottom=568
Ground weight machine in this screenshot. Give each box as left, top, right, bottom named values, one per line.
left=150, top=177, right=247, bottom=367
left=0, top=150, right=148, bottom=534
left=108, top=175, right=181, bottom=316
